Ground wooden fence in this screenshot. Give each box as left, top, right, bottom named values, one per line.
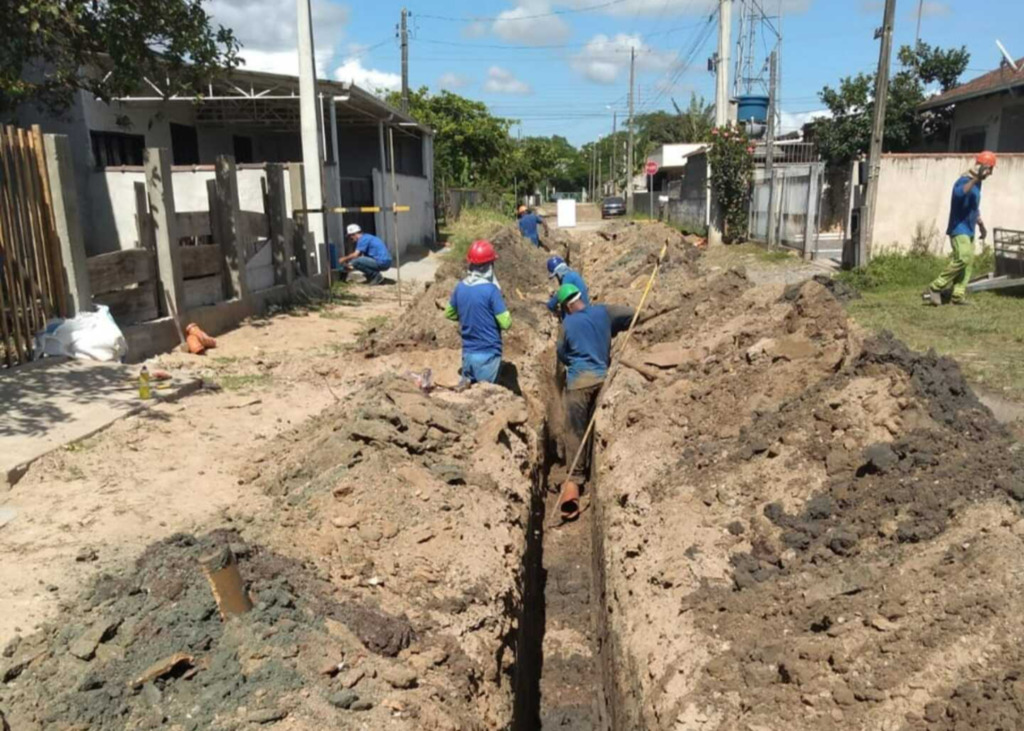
left=0, top=125, right=67, bottom=367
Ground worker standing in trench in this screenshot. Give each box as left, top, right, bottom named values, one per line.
left=445, top=240, right=512, bottom=389
left=555, top=283, right=634, bottom=520
left=546, top=256, right=590, bottom=317
left=922, top=151, right=997, bottom=306
left=517, top=205, right=549, bottom=248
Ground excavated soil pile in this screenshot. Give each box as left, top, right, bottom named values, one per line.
left=364, top=225, right=558, bottom=357
left=577, top=240, right=1024, bottom=730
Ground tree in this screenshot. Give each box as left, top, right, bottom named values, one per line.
left=389, top=87, right=514, bottom=188
left=1, top=0, right=240, bottom=114
left=810, top=41, right=970, bottom=167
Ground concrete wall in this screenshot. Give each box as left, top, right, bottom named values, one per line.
left=873, top=153, right=1024, bottom=254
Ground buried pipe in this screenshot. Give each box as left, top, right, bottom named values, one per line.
left=199, top=545, right=253, bottom=619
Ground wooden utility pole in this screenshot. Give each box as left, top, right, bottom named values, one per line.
left=861, top=0, right=897, bottom=266
left=400, top=8, right=410, bottom=112
left=610, top=110, right=617, bottom=195
left=591, top=144, right=597, bottom=202
left=626, top=47, right=636, bottom=214
left=765, top=50, right=778, bottom=247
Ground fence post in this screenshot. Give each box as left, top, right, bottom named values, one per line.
left=42, top=134, right=92, bottom=315
left=145, top=148, right=185, bottom=319
left=803, top=164, right=821, bottom=261
left=288, top=163, right=314, bottom=277
left=266, top=164, right=293, bottom=287
left=213, top=155, right=249, bottom=300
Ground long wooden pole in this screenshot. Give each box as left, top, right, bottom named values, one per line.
left=387, top=127, right=403, bottom=308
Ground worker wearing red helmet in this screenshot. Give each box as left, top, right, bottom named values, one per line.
left=923, top=151, right=997, bottom=306
left=445, top=240, right=512, bottom=387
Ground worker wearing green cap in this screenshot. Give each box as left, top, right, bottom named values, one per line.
left=554, top=283, right=634, bottom=520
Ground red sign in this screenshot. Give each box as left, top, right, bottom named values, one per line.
left=645, top=160, right=659, bottom=176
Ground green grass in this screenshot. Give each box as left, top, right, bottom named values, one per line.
left=442, top=207, right=511, bottom=260
left=839, top=248, right=1023, bottom=400
left=705, top=241, right=801, bottom=268
left=218, top=373, right=272, bottom=391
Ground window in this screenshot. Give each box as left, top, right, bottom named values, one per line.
left=956, top=126, right=987, bottom=153
left=170, top=123, right=200, bottom=165
left=233, top=135, right=254, bottom=164
left=386, top=133, right=424, bottom=177
left=90, top=130, right=145, bottom=169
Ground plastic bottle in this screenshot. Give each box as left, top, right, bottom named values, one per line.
left=139, top=365, right=151, bottom=400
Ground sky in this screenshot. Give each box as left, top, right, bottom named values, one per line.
left=205, top=0, right=1024, bottom=147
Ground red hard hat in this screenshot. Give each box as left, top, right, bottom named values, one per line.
left=467, top=239, right=497, bottom=265
left=976, top=151, right=997, bottom=168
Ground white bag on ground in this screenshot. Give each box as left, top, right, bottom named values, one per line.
left=35, top=305, right=128, bottom=362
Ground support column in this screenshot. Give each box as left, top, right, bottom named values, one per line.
left=145, top=148, right=185, bottom=318
left=377, top=121, right=390, bottom=244
left=288, top=163, right=315, bottom=277
left=266, top=164, right=293, bottom=286
left=42, top=134, right=92, bottom=315
left=213, top=155, right=249, bottom=300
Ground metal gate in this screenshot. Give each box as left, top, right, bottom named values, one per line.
left=748, top=162, right=825, bottom=257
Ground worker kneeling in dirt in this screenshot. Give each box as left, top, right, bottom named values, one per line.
left=445, top=240, right=512, bottom=388
left=338, top=223, right=392, bottom=285
left=555, top=283, right=634, bottom=520
left=517, top=205, right=549, bottom=248
left=546, top=256, right=590, bottom=317
left=922, top=151, right=996, bottom=306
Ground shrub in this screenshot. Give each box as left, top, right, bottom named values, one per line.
left=708, top=124, right=755, bottom=243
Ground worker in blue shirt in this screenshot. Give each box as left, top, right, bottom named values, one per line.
left=517, top=205, right=549, bottom=248
left=545, top=256, right=590, bottom=316
left=445, top=240, right=512, bottom=388
left=923, top=151, right=996, bottom=306
left=338, top=223, right=392, bottom=285
left=554, top=283, right=634, bottom=521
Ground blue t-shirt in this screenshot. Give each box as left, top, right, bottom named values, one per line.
left=947, top=175, right=981, bottom=237
left=355, top=233, right=393, bottom=268
left=547, top=269, right=591, bottom=313
left=449, top=281, right=508, bottom=355
left=518, top=213, right=543, bottom=244
left=557, top=305, right=634, bottom=389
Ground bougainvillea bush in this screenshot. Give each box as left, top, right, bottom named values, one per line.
left=708, top=124, right=755, bottom=243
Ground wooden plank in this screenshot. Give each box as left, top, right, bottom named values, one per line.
left=87, top=249, right=157, bottom=294
left=176, top=211, right=212, bottom=240
left=14, top=127, right=50, bottom=324
left=93, top=280, right=160, bottom=325
left=134, top=182, right=155, bottom=251
left=180, top=244, right=222, bottom=279
left=183, top=274, right=224, bottom=310
left=0, top=128, right=33, bottom=359
left=3, top=127, right=37, bottom=337
left=28, top=126, right=62, bottom=317
left=239, top=210, right=268, bottom=242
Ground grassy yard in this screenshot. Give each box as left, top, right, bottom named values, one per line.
left=441, top=207, right=511, bottom=259
left=838, top=250, right=1024, bottom=401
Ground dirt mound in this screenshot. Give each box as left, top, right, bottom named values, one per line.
left=363, top=225, right=555, bottom=358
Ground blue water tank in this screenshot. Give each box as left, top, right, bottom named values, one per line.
left=736, top=95, right=770, bottom=124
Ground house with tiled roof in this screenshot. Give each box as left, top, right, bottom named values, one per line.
left=919, top=57, right=1024, bottom=153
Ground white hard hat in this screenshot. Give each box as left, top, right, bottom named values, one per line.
left=346, top=223, right=362, bottom=236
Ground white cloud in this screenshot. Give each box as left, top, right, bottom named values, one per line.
left=483, top=66, right=532, bottom=94
left=207, top=0, right=349, bottom=76
left=571, top=34, right=675, bottom=84
left=918, top=1, right=951, bottom=18
left=564, top=0, right=811, bottom=16
left=779, top=109, right=830, bottom=133
left=462, top=20, right=489, bottom=38
left=334, top=59, right=401, bottom=93
left=492, top=1, right=571, bottom=45
left=439, top=72, right=470, bottom=90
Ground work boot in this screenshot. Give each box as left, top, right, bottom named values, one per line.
left=367, top=273, right=384, bottom=285
left=921, top=289, right=941, bottom=307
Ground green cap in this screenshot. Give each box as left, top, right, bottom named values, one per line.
left=556, top=283, right=582, bottom=307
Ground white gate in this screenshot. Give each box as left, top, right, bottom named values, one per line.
left=749, top=162, right=825, bottom=258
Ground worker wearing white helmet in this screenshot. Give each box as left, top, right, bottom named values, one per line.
left=337, top=223, right=392, bottom=285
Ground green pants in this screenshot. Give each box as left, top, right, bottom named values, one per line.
left=929, top=234, right=974, bottom=303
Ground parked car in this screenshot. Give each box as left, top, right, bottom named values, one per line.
left=601, top=196, right=626, bottom=219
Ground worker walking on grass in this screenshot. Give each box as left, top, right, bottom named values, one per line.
left=517, top=205, right=549, bottom=248
left=922, top=151, right=997, bottom=306
left=555, top=283, right=634, bottom=520
left=446, top=240, right=512, bottom=388
left=546, top=256, right=590, bottom=317
left=338, top=223, right=392, bottom=285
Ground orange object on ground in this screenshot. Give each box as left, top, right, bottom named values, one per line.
left=184, top=323, right=217, bottom=355
left=557, top=480, right=581, bottom=522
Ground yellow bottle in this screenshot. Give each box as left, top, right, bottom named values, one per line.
left=139, top=365, right=151, bottom=400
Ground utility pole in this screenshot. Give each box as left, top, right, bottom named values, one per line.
left=598, top=155, right=602, bottom=200
left=914, top=0, right=923, bottom=45
left=715, top=0, right=733, bottom=126
left=296, top=0, right=325, bottom=272
left=765, top=50, right=778, bottom=248
left=861, top=0, right=897, bottom=266
left=610, top=110, right=617, bottom=195
left=626, top=47, right=635, bottom=214
left=400, top=8, right=410, bottom=112
left=591, top=144, right=597, bottom=202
